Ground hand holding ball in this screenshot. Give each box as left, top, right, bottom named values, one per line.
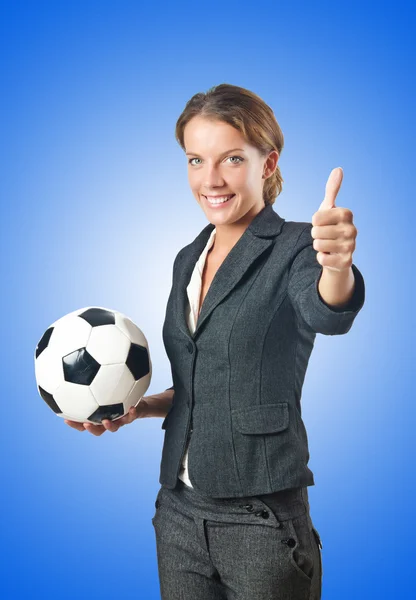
left=65, top=401, right=149, bottom=436
left=34, top=307, right=152, bottom=430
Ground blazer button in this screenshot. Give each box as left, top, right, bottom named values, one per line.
left=187, top=342, right=194, bottom=353
left=239, top=504, right=254, bottom=512
left=255, top=509, right=270, bottom=519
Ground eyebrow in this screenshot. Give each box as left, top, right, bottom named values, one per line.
left=185, top=147, right=246, bottom=157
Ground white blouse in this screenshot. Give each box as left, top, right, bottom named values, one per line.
left=178, top=226, right=217, bottom=487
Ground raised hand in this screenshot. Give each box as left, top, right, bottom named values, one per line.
left=311, top=167, right=357, bottom=273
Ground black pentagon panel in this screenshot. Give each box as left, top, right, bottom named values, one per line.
left=78, top=308, right=115, bottom=327
left=35, top=327, right=54, bottom=358
left=126, top=343, right=150, bottom=380
left=63, top=348, right=101, bottom=385
left=88, top=403, right=124, bottom=424
left=38, top=385, right=62, bottom=414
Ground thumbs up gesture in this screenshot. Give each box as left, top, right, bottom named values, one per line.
left=311, top=167, right=357, bottom=273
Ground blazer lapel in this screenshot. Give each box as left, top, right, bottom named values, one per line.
left=175, top=204, right=286, bottom=340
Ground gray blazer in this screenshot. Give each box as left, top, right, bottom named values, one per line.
left=160, top=204, right=365, bottom=498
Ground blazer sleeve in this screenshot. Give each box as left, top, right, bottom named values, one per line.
left=287, top=224, right=365, bottom=335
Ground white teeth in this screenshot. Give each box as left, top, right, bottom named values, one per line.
left=205, top=195, right=234, bottom=204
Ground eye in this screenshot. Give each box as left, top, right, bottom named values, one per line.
left=227, top=156, right=244, bottom=164
left=188, top=156, right=244, bottom=166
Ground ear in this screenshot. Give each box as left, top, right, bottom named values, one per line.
left=263, top=150, right=280, bottom=178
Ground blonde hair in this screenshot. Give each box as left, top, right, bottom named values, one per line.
left=175, top=83, right=284, bottom=206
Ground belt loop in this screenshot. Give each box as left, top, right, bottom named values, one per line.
left=300, top=487, right=314, bottom=531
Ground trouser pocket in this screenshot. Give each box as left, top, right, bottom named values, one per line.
left=284, top=513, right=315, bottom=583
left=310, top=526, right=323, bottom=598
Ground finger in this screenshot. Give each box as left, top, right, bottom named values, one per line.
left=119, top=408, right=138, bottom=426
left=102, top=419, right=119, bottom=433
left=313, top=239, right=341, bottom=253
left=312, top=206, right=345, bottom=227
left=120, top=410, right=135, bottom=425
left=83, top=422, right=106, bottom=436
left=65, top=420, right=86, bottom=432
left=311, top=224, right=339, bottom=239
left=128, top=406, right=139, bottom=420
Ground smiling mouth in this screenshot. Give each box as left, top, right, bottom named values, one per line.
left=203, top=194, right=236, bottom=206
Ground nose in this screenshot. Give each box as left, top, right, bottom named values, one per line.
left=203, top=164, right=226, bottom=189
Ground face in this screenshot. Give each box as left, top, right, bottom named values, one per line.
left=184, top=116, right=278, bottom=228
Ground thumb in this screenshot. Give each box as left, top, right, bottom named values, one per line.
left=318, top=167, right=343, bottom=211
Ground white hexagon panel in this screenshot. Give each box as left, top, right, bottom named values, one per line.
left=34, top=306, right=152, bottom=424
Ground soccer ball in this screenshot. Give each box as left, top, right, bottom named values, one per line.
left=34, top=306, right=152, bottom=424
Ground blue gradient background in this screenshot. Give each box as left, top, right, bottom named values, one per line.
left=1, top=1, right=414, bottom=598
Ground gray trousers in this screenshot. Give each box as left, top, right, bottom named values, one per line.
left=152, top=479, right=323, bottom=599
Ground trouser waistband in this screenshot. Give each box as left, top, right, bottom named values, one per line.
left=165, top=479, right=310, bottom=523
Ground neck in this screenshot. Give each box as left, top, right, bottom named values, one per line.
left=211, top=202, right=266, bottom=255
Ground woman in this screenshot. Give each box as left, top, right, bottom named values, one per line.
left=66, top=83, right=365, bottom=599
